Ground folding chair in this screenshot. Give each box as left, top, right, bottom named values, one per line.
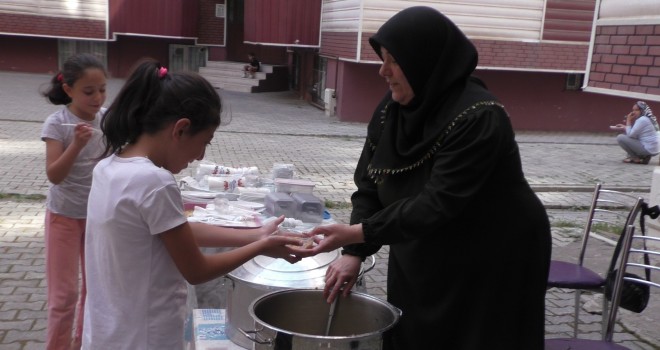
left=547, top=183, right=643, bottom=337
left=547, top=220, right=657, bottom=349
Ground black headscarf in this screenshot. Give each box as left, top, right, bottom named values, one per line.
left=366, top=6, right=492, bottom=179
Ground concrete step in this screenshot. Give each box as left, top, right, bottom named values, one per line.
left=200, top=60, right=288, bottom=93
left=206, top=60, right=275, bottom=73
left=202, top=73, right=261, bottom=86
left=212, top=82, right=253, bottom=93
left=199, top=67, right=267, bottom=80
left=207, top=79, right=255, bottom=92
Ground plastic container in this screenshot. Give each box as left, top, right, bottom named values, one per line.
left=237, top=187, right=271, bottom=203
left=274, top=178, right=315, bottom=194
left=183, top=202, right=207, bottom=213
left=264, top=192, right=295, bottom=218
left=181, top=190, right=213, bottom=213
left=271, top=163, right=295, bottom=179
left=291, top=193, right=324, bottom=223
left=207, top=175, right=240, bottom=192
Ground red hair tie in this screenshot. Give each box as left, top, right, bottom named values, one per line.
left=158, top=67, right=168, bottom=79
left=56, top=73, right=63, bottom=83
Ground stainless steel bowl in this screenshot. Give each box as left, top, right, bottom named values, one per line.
left=242, top=289, right=401, bottom=349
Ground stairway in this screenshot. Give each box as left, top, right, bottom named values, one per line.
left=199, top=61, right=289, bottom=93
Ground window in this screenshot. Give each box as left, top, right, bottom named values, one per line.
left=169, top=45, right=207, bottom=72
left=566, top=73, right=584, bottom=91
left=58, top=40, right=107, bottom=69
left=215, top=4, right=225, bottom=18
left=311, top=56, right=327, bottom=105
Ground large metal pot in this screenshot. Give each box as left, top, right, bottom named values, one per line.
left=240, top=289, right=401, bottom=350
left=225, top=250, right=375, bottom=349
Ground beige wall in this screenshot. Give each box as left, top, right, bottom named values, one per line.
left=599, top=0, right=660, bottom=21
left=0, top=0, right=106, bottom=20
left=322, top=0, right=545, bottom=42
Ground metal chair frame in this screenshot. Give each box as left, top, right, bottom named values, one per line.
left=606, top=223, right=660, bottom=341
left=547, top=183, right=643, bottom=337
left=545, top=224, right=642, bottom=350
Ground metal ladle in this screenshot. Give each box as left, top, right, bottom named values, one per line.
left=324, top=297, right=338, bottom=336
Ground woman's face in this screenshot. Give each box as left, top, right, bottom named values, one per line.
left=379, top=48, right=414, bottom=105
left=632, top=104, right=642, bottom=118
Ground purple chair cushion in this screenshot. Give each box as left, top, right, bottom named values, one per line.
left=546, top=338, right=630, bottom=349
left=547, top=260, right=606, bottom=289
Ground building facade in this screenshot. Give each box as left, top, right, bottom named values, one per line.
left=316, top=0, right=660, bottom=131
left=1, top=0, right=659, bottom=132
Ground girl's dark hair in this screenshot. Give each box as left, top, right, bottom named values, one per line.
left=42, top=53, right=106, bottom=105
left=101, top=58, right=221, bottom=157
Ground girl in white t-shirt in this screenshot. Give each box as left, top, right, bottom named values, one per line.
left=40, top=53, right=107, bottom=350
left=82, top=58, right=313, bottom=350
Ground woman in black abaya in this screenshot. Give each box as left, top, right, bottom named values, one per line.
left=308, top=6, right=551, bottom=350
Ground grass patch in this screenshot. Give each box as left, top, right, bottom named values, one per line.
left=552, top=219, right=623, bottom=236
left=0, top=193, right=46, bottom=201
left=552, top=220, right=582, bottom=228
left=590, top=222, right=624, bottom=236
left=324, top=200, right=352, bottom=210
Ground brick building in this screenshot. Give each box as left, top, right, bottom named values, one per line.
left=1, top=0, right=659, bottom=132
left=317, top=0, right=660, bottom=131
left=587, top=4, right=660, bottom=99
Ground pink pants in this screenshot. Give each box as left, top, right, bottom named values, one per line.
left=45, top=210, right=86, bottom=350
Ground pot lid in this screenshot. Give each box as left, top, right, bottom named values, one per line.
left=228, top=249, right=340, bottom=288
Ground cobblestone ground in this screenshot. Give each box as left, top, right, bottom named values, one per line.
left=0, top=200, right=48, bottom=350
left=1, top=73, right=659, bottom=348
left=2, top=204, right=658, bottom=349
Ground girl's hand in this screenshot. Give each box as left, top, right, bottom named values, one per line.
left=72, top=123, right=94, bottom=147
left=258, top=234, right=315, bottom=264
left=258, top=215, right=285, bottom=238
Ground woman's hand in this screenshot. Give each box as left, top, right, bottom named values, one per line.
left=323, top=255, right=362, bottom=303
left=307, top=224, right=365, bottom=255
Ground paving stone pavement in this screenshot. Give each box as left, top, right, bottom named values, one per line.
left=0, top=71, right=659, bottom=349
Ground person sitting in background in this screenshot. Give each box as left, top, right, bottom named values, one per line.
left=615, top=101, right=660, bottom=164
left=243, top=53, right=260, bottom=78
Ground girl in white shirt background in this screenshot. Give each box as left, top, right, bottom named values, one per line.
left=40, top=53, right=107, bottom=350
